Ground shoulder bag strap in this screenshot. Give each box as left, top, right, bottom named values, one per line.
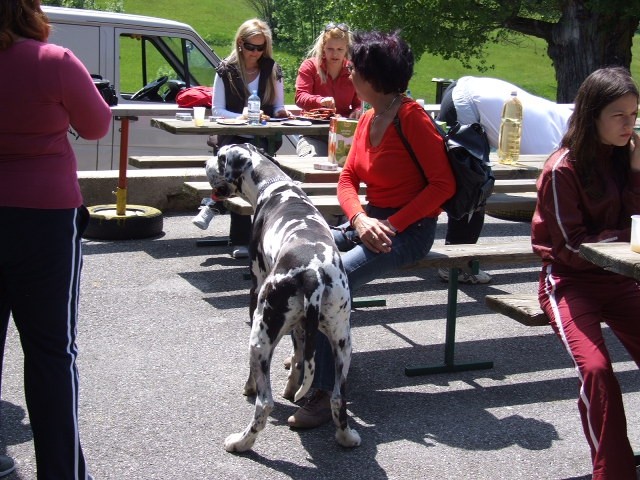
left=393, top=113, right=429, bottom=186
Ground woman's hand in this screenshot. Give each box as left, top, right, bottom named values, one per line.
left=320, top=97, right=336, bottom=109
left=274, top=109, right=291, bottom=118
left=353, top=214, right=396, bottom=253
left=631, top=130, right=640, bottom=172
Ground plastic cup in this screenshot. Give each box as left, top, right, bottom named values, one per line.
left=193, top=107, right=206, bottom=126
left=631, top=215, right=640, bottom=253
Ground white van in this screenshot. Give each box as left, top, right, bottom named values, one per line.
left=43, top=6, right=222, bottom=171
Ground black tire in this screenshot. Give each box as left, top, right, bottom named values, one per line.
left=84, top=204, right=164, bottom=240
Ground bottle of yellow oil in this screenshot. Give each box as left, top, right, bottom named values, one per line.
left=498, top=91, right=523, bottom=165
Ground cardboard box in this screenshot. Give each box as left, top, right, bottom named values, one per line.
left=328, top=118, right=358, bottom=167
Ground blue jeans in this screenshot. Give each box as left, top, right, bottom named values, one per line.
left=312, top=205, right=437, bottom=391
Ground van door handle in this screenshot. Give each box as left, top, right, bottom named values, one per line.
left=115, top=116, right=139, bottom=121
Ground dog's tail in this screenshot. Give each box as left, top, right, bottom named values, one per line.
left=294, top=282, right=325, bottom=403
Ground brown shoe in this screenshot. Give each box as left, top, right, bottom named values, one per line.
left=287, top=389, right=333, bottom=429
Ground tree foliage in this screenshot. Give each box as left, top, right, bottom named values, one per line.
left=273, top=0, right=640, bottom=102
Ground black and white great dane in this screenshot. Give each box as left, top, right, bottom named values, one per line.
left=206, top=143, right=361, bottom=452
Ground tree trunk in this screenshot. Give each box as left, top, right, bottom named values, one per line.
left=547, top=0, right=638, bottom=102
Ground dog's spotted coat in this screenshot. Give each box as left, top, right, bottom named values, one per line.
left=206, top=144, right=360, bottom=452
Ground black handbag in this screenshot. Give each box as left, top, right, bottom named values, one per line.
left=91, top=74, right=118, bottom=106
left=394, top=112, right=495, bottom=221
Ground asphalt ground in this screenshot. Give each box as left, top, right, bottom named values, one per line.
left=1, top=211, right=639, bottom=479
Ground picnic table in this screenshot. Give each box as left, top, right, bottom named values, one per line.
left=150, top=117, right=329, bottom=155
left=579, top=242, right=640, bottom=281
left=276, top=153, right=547, bottom=183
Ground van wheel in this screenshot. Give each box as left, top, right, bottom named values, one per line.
left=84, top=205, right=163, bottom=240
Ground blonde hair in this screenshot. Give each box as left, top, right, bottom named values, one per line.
left=306, top=25, right=352, bottom=84
left=226, top=18, right=277, bottom=104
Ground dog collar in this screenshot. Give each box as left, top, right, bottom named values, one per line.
left=257, top=176, right=291, bottom=197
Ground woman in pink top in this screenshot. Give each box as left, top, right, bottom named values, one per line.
left=0, top=1, right=111, bottom=478
left=294, top=22, right=361, bottom=157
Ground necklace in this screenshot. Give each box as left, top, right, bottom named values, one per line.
left=245, top=68, right=259, bottom=75
left=372, top=94, right=400, bottom=124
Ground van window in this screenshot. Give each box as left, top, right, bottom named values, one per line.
left=119, top=33, right=216, bottom=102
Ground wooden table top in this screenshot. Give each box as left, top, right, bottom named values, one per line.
left=151, top=118, right=330, bottom=136
left=489, top=153, right=546, bottom=180
left=275, top=153, right=547, bottom=183
left=275, top=156, right=342, bottom=183
left=579, top=242, right=640, bottom=281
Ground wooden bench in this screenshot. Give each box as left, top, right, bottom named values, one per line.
left=184, top=181, right=366, bottom=198
left=400, top=240, right=540, bottom=376
left=485, top=192, right=537, bottom=222
left=129, top=155, right=210, bottom=169
left=223, top=195, right=368, bottom=218
left=492, top=179, right=537, bottom=194
left=485, top=294, right=549, bottom=327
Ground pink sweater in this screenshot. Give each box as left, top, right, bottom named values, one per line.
left=0, top=39, right=111, bottom=209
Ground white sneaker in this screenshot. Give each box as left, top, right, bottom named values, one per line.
left=231, top=246, right=249, bottom=259
left=192, top=206, right=216, bottom=230
left=437, top=267, right=492, bottom=284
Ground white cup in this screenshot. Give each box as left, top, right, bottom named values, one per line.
left=193, top=106, right=206, bottom=126
left=631, top=215, right=640, bottom=253
left=416, top=98, right=425, bottom=108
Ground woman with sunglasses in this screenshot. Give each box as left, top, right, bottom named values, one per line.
left=206, top=18, right=288, bottom=259
left=287, top=31, right=455, bottom=429
left=294, top=22, right=361, bottom=157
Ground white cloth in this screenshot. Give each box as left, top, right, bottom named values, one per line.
left=452, top=76, right=572, bottom=154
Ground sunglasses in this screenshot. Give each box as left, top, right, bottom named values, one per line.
left=243, top=42, right=266, bottom=52
left=325, top=22, right=349, bottom=33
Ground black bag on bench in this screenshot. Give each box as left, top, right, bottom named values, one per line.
left=394, top=109, right=495, bottom=221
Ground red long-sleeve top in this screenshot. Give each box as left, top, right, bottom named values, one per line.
left=0, top=39, right=111, bottom=209
left=531, top=146, right=640, bottom=272
left=295, top=58, right=360, bottom=117
left=338, top=99, right=455, bottom=232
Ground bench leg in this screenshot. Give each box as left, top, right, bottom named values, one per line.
left=196, top=237, right=230, bottom=247
left=405, top=266, right=494, bottom=376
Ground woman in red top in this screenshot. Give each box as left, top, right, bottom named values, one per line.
left=294, top=22, right=360, bottom=157
left=287, top=30, right=455, bottom=429
left=0, top=1, right=111, bottom=478
left=532, top=67, right=640, bottom=480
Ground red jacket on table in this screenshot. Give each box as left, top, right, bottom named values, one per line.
left=295, top=58, right=360, bottom=117
left=338, top=98, right=455, bottom=232
left=531, top=146, right=640, bottom=272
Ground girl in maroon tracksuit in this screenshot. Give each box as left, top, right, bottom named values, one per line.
left=532, top=67, right=640, bottom=480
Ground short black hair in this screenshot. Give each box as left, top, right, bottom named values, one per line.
left=350, top=30, right=413, bottom=94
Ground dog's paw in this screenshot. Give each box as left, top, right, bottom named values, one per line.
left=282, top=382, right=297, bottom=402
left=335, top=427, right=361, bottom=448
left=224, top=432, right=255, bottom=453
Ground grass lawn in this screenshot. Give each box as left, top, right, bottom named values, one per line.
left=115, top=0, right=638, bottom=103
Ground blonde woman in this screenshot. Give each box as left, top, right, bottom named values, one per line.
left=294, top=22, right=361, bottom=157
left=208, top=18, right=288, bottom=258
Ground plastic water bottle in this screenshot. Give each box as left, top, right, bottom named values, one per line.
left=247, top=90, right=261, bottom=125
left=498, top=90, right=523, bottom=165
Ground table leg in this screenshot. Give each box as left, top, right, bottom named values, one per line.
left=115, top=116, right=130, bottom=216
left=404, top=266, right=494, bottom=376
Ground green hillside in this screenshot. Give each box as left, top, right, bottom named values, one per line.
left=119, top=0, right=638, bottom=103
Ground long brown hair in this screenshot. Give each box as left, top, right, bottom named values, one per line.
left=561, top=67, right=639, bottom=199
left=0, top=0, right=50, bottom=50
